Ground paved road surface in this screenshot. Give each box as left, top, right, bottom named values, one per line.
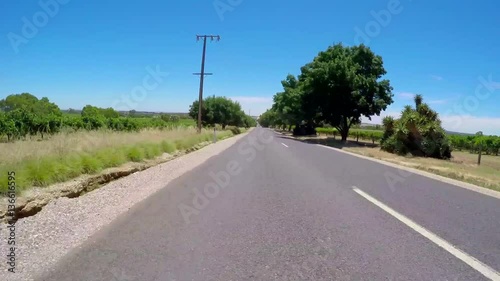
left=37, top=128, right=500, bottom=280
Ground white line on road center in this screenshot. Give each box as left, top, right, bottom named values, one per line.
left=352, top=187, right=500, bottom=281
left=281, top=143, right=289, bottom=148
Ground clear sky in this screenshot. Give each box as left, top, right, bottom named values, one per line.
left=1, top=0, right=499, bottom=134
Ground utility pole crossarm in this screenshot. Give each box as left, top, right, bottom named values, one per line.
left=195, top=34, right=220, bottom=133
left=196, top=35, right=221, bottom=42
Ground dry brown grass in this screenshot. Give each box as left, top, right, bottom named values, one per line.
left=342, top=146, right=500, bottom=190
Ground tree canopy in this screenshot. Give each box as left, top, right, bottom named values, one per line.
left=271, top=74, right=303, bottom=131
left=300, top=43, right=393, bottom=140
left=189, top=96, right=254, bottom=129
left=0, top=93, right=61, bottom=116
left=0, top=93, right=63, bottom=140
left=260, top=43, right=394, bottom=140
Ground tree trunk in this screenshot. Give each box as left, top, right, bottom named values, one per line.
left=339, top=117, right=350, bottom=142
left=340, top=130, right=348, bottom=142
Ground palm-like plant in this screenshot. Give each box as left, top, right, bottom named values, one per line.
left=414, top=94, right=423, bottom=108
left=381, top=95, right=451, bottom=159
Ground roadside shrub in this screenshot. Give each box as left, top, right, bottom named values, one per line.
left=80, top=153, right=103, bottom=173
left=160, top=140, right=176, bottom=153
left=142, top=143, right=162, bottom=159
left=126, top=147, right=144, bottom=162
left=380, top=95, right=452, bottom=159
left=227, top=126, right=241, bottom=135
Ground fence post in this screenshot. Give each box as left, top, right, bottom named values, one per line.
left=477, top=144, right=482, bottom=165
left=213, top=127, right=217, bottom=143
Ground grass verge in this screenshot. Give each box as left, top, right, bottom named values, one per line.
left=0, top=128, right=239, bottom=194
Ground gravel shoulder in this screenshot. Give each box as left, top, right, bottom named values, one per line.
left=0, top=130, right=251, bottom=281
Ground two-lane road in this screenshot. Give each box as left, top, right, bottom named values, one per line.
left=37, top=128, right=500, bottom=280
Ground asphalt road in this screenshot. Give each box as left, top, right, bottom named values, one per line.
left=37, top=128, right=500, bottom=281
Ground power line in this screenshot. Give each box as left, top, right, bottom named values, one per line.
left=194, top=35, right=220, bottom=133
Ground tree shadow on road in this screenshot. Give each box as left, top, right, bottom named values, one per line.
left=275, top=134, right=379, bottom=150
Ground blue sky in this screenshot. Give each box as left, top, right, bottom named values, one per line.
left=1, top=0, right=499, bottom=134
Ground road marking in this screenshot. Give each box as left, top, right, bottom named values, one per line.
left=281, top=143, right=289, bottom=148
left=352, top=187, right=500, bottom=281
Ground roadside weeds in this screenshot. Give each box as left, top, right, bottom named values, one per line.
left=0, top=129, right=244, bottom=222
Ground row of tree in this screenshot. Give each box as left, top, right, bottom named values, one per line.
left=258, top=43, right=394, bottom=141
left=188, top=96, right=256, bottom=129
left=0, top=93, right=255, bottom=142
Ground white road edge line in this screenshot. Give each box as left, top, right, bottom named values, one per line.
left=352, top=187, right=500, bottom=281
left=281, top=143, right=289, bottom=148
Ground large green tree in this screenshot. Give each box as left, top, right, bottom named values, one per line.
left=0, top=94, right=63, bottom=140
left=189, top=96, right=247, bottom=129
left=258, top=109, right=278, bottom=128
left=81, top=105, right=106, bottom=130
left=0, top=94, right=61, bottom=116
left=0, top=93, right=39, bottom=112
left=272, top=74, right=303, bottom=131
left=300, top=43, right=393, bottom=141
left=100, top=107, right=120, bottom=118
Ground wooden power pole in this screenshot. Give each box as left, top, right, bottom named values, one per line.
left=194, top=35, right=220, bottom=133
